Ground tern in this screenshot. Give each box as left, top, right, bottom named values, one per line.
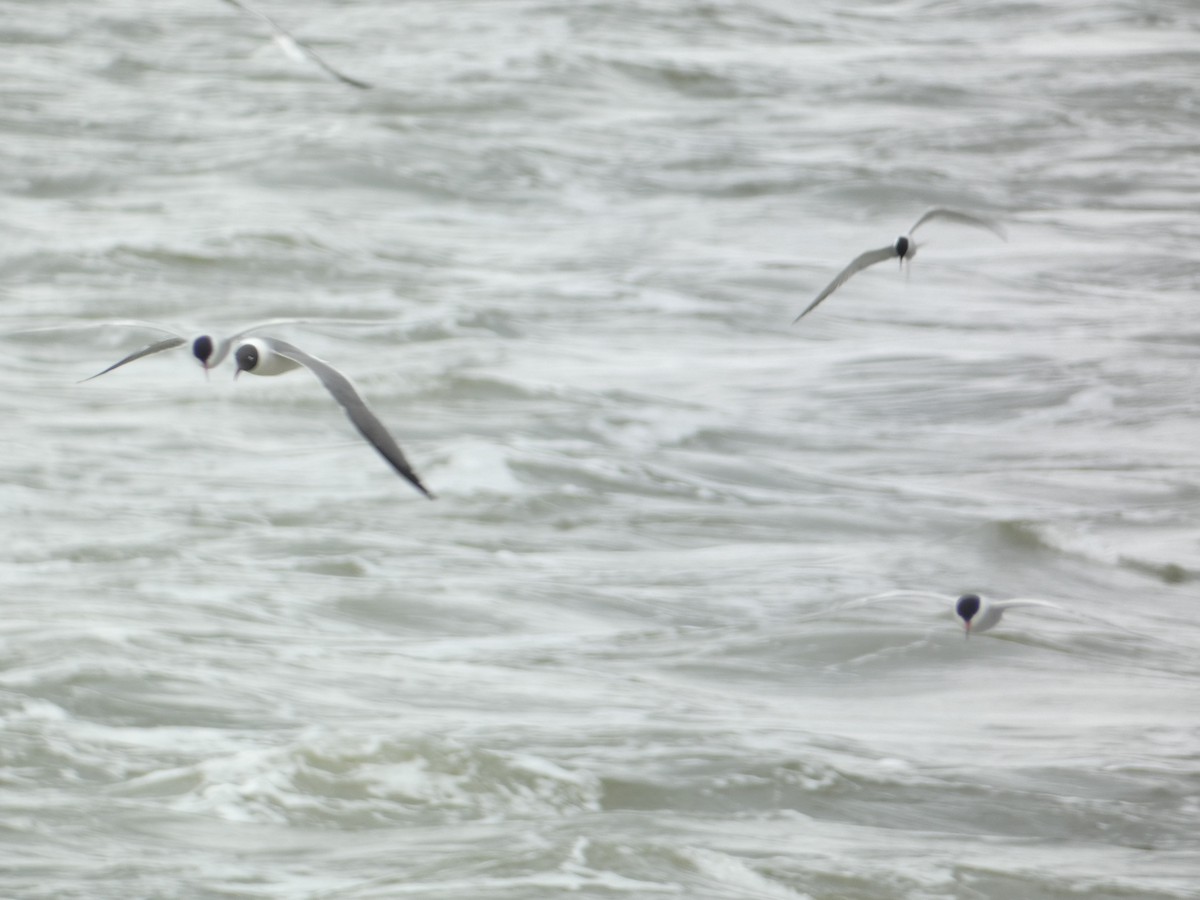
left=793, top=208, right=1007, bottom=322
left=845, top=590, right=1066, bottom=637
left=955, top=593, right=1062, bottom=637
left=220, top=0, right=372, bottom=90
left=233, top=337, right=433, bottom=498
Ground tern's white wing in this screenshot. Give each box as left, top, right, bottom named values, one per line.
left=855, top=590, right=953, bottom=604
left=991, top=598, right=1063, bottom=613
left=3, top=319, right=183, bottom=341
left=793, top=244, right=897, bottom=323
left=212, top=317, right=361, bottom=367
left=220, top=0, right=372, bottom=90
left=262, top=338, right=433, bottom=498
left=0, top=319, right=185, bottom=382
left=908, top=208, right=1007, bottom=241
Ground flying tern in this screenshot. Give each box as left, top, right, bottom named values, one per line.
left=793, top=208, right=1007, bottom=323
left=83, top=331, right=238, bottom=382
left=220, top=0, right=372, bottom=90
left=954, top=592, right=1063, bottom=637
left=844, top=589, right=1065, bottom=637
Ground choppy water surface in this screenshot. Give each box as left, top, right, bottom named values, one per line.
left=1, top=1, right=1198, bottom=897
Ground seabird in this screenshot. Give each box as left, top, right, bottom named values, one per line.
left=793, top=208, right=1007, bottom=322
left=955, top=592, right=1062, bottom=638
left=220, top=0, right=372, bottom=90
left=83, top=332, right=234, bottom=382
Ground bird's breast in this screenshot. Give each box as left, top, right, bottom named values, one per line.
left=252, top=354, right=303, bottom=377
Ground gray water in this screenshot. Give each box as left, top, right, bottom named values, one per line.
left=1, top=1, right=1198, bottom=897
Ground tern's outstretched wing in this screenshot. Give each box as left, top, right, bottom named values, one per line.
left=220, top=0, right=372, bottom=90
left=993, top=598, right=1063, bottom=613
left=80, top=337, right=186, bottom=382
left=264, top=339, right=433, bottom=498
left=213, top=318, right=348, bottom=368
left=908, top=208, right=1007, bottom=241
left=793, top=245, right=896, bottom=323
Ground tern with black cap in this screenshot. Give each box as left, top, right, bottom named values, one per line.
left=793, top=208, right=1007, bottom=323
left=955, top=592, right=1062, bottom=637
left=220, top=0, right=372, bottom=89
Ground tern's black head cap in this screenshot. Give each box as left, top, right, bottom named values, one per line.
left=955, top=593, right=981, bottom=622
left=895, top=235, right=911, bottom=259
left=234, top=343, right=259, bottom=372
left=192, top=335, right=215, bottom=365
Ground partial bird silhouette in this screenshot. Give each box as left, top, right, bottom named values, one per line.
left=220, top=0, right=372, bottom=89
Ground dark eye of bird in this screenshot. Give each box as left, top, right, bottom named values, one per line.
left=192, top=335, right=214, bottom=363
left=235, top=345, right=258, bottom=371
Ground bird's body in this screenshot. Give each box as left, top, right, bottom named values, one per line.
left=233, top=337, right=433, bottom=498
left=793, top=208, right=1006, bottom=322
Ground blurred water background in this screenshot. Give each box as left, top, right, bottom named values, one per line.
left=1, top=1, right=1198, bottom=897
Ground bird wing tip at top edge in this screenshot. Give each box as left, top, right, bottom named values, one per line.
left=222, top=0, right=372, bottom=89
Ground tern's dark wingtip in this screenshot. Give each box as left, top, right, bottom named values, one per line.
left=407, top=477, right=436, bottom=500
